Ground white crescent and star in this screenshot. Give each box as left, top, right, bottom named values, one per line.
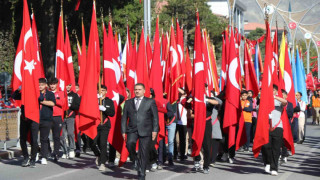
left=170, top=46, right=178, bottom=68
left=14, top=50, right=23, bottom=81
left=228, top=58, right=240, bottom=90
left=24, top=59, right=35, bottom=75
left=284, top=70, right=292, bottom=93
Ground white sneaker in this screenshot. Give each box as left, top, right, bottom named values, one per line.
left=41, top=158, right=47, bottom=165
left=99, top=164, right=106, bottom=171
left=271, top=170, right=278, bottom=176
left=61, top=154, right=67, bottom=159
left=114, top=158, right=119, bottom=166
left=283, top=157, right=287, bottom=163
left=69, top=151, right=75, bottom=158
left=228, top=158, right=234, bottom=164
left=265, top=164, right=270, bottom=174
left=95, top=157, right=101, bottom=166
left=151, top=163, right=157, bottom=171
left=35, top=153, right=39, bottom=162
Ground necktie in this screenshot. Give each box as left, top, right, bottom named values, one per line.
left=135, top=98, right=141, bottom=110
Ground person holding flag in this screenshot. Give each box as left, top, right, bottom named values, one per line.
left=262, top=85, right=287, bottom=176
left=88, top=85, right=115, bottom=171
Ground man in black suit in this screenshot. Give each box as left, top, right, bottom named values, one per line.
left=121, top=83, right=159, bottom=180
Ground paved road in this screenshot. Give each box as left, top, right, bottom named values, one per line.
left=0, top=118, right=319, bottom=180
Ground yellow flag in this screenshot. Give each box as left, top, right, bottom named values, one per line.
left=279, top=32, right=286, bottom=76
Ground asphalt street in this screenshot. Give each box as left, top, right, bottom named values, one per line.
left=0, top=118, right=319, bottom=180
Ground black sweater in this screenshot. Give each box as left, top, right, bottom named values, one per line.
left=66, top=91, right=80, bottom=118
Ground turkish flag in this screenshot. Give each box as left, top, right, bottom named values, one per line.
left=19, top=0, right=40, bottom=123
left=161, top=32, right=169, bottom=84
left=176, top=19, right=186, bottom=88
left=271, top=29, right=279, bottom=87
left=223, top=28, right=241, bottom=148
left=202, top=30, right=213, bottom=95
left=126, top=33, right=137, bottom=96
left=220, top=30, right=228, bottom=91
left=146, top=36, right=153, bottom=74
left=79, top=1, right=100, bottom=140
left=64, top=28, right=76, bottom=92
left=191, top=12, right=206, bottom=157
left=135, top=28, right=150, bottom=97
left=252, top=21, right=275, bottom=158
left=31, top=12, right=45, bottom=79
left=244, top=42, right=259, bottom=97
left=78, top=20, right=86, bottom=96
left=149, top=17, right=165, bottom=148
left=185, top=48, right=193, bottom=95
left=236, top=111, right=247, bottom=150
left=55, top=12, right=66, bottom=92
left=12, top=30, right=23, bottom=92
left=123, top=25, right=132, bottom=82
left=284, top=43, right=296, bottom=107
left=169, top=24, right=182, bottom=103
left=278, top=52, right=295, bottom=155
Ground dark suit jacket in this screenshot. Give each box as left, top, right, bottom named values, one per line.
left=121, top=97, right=159, bottom=137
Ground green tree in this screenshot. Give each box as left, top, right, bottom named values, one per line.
left=157, top=0, right=228, bottom=62
left=297, top=40, right=318, bottom=76
left=246, top=27, right=266, bottom=59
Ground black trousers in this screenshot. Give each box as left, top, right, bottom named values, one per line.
left=291, top=118, right=298, bottom=143
left=39, top=121, right=52, bottom=159
left=20, top=119, right=39, bottom=160
left=109, top=144, right=116, bottom=163
left=177, top=124, right=187, bottom=158
left=76, top=132, right=81, bottom=151
left=158, top=139, right=166, bottom=165
left=245, top=122, right=252, bottom=148
left=251, top=117, right=257, bottom=142
left=126, top=132, right=152, bottom=178
left=262, top=127, right=283, bottom=171
left=89, top=123, right=110, bottom=164
left=211, top=139, right=220, bottom=163
left=51, top=116, right=63, bottom=155
left=195, top=120, right=212, bottom=169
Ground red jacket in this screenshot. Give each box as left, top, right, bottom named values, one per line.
left=52, top=90, right=65, bottom=118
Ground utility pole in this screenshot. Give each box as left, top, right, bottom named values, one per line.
left=144, top=0, right=151, bottom=40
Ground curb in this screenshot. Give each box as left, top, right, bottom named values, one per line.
left=0, top=147, right=23, bottom=160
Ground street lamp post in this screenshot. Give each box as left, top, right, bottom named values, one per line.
left=304, top=33, right=312, bottom=74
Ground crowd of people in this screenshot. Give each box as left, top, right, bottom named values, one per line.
left=13, top=78, right=318, bottom=180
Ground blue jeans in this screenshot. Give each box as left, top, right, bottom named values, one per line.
left=166, top=122, right=176, bottom=161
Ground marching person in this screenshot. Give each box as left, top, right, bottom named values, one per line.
left=60, top=83, right=80, bottom=159
left=156, top=92, right=175, bottom=170
left=89, top=85, right=115, bottom=171
left=38, top=78, right=56, bottom=165
left=192, top=84, right=221, bottom=174
left=13, top=89, right=39, bottom=167
left=209, top=90, right=223, bottom=167
left=240, top=90, right=253, bottom=152
left=175, top=88, right=188, bottom=161
left=48, top=78, right=66, bottom=161
left=262, top=85, right=287, bottom=176
left=295, top=92, right=307, bottom=144
left=280, top=90, right=294, bottom=164
left=121, top=83, right=159, bottom=180
left=311, top=89, right=320, bottom=125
